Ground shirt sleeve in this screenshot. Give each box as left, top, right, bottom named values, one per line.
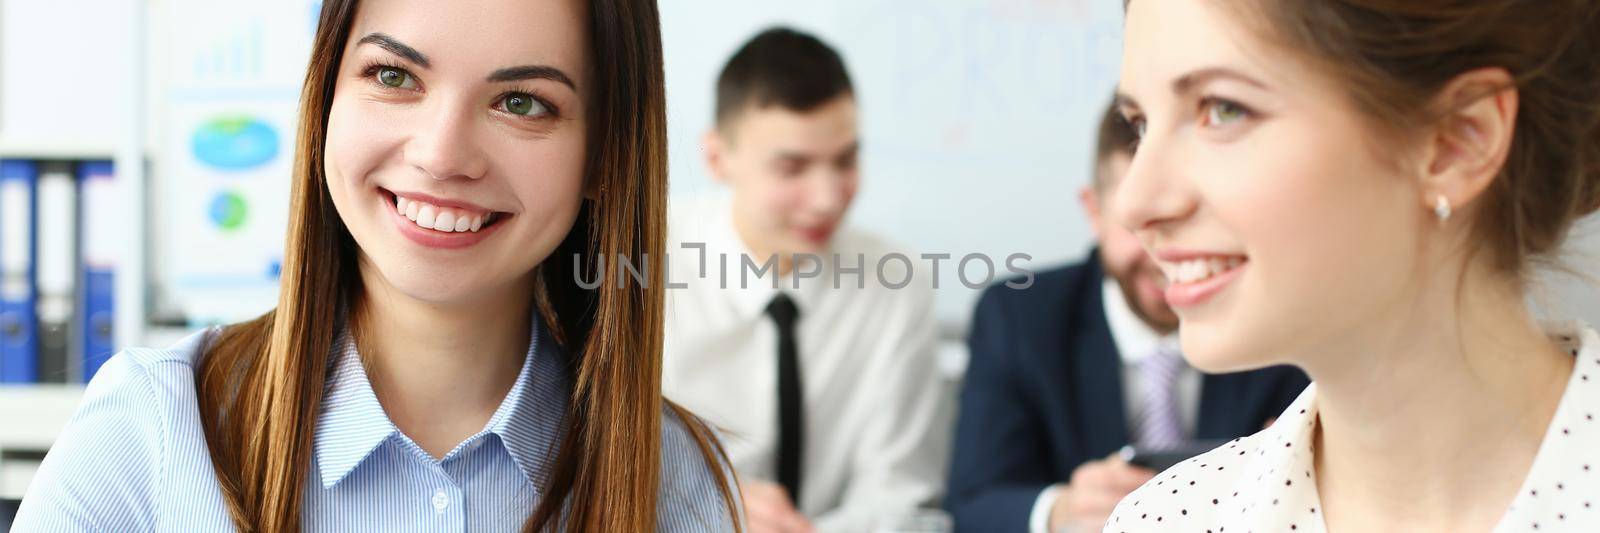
left=658, top=406, right=747, bottom=532
left=12, top=352, right=167, bottom=532
left=1029, top=484, right=1061, bottom=533
left=812, top=285, right=950, bottom=532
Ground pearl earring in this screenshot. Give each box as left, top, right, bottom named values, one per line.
left=1434, top=195, right=1452, bottom=221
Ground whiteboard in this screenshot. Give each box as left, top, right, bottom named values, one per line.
left=660, top=0, right=1127, bottom=325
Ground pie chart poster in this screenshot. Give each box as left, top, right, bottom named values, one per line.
left=162, top=103, right=295, bottom=324
left=158, top=0, right=316, bottom=325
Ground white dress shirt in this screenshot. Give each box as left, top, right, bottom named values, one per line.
left=1028, top=278, right=1198, bottom=533
left=662, top=197, right=949, bottom=532
left=1106, top=321, right=1600, bottom=532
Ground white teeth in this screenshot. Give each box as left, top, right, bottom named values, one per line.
left=416, top=205, right=437, bottom=228
left=1184, top=261, right=1204, bottom=283
left=433, top=211, right=456, bottom=232
left=394, top=195, right=493, bottom=233
left=1166, top=257, right=1246, bottom=284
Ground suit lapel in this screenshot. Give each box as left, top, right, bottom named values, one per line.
left=1198, top=372, right=1258, bottom=440
left=1068, top=257, right=1130, bottom=455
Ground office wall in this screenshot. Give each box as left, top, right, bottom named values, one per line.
left=1, top=0, right=1595, bottom=334
left=659, top=1, right=1127, bottom=325
left=0, top=0, right=137, bottom=150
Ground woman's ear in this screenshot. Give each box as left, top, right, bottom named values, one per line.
left=1417, top=67, right=1518, bottom=215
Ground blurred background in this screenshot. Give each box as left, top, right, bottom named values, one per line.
left=0, top=0, right=1594, bottom=512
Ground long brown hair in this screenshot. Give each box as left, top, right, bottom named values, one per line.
left=194, top=1, right=741, bottom=531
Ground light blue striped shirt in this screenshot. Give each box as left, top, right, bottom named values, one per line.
left=13, top=316, right=739, bottom=532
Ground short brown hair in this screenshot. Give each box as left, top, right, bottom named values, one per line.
left=1220, top=0, right=1600, bottom=276
left=714, top=27, right=853, bottom=131
left=1092, top=99, right=1140, bottom=191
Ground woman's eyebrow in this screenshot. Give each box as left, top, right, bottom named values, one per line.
left=357, top=33, right=429, bottom=69
left=356, top=32, right=575, bottom=91
left=1172, top=66, right=1268, bottom=95
left=487, top=65, right=576, bottom=90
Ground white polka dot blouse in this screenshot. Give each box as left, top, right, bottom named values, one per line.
left=1105, top=321, right=1600, bottom=532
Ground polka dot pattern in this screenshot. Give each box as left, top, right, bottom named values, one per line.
left=1497, top=322, right=1600, bottom=532
left=1104, top=321, right=1600, bottom=533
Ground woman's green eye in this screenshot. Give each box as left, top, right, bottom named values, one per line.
left=503, top=93, right=548, bottom=117
left=1207, top=100, right=1248, bottom=125
left=377, top=67, right=412, bottom=89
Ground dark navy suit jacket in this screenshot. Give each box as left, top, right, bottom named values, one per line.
left=945, top=250, right=1309, bottom=532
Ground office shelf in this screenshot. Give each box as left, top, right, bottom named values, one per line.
left=0, top=138, right=120, bottom=160
left=0, top=384, right=84, bottom=453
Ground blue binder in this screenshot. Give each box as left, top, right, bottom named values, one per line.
left=0, top=160, right=39, bottom=383
left=78, top=161, right=117, bottom=380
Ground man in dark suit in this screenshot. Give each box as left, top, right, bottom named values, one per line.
left=945, top=103, right=1308, bottom=533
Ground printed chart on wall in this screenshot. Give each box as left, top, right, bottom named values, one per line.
left=158, top=0, right=320, bottom=324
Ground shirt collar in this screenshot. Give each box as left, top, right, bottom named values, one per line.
left=1495, top=320, right=1600, bottom=529
left=1101, top=277, right=1181, bottom=365
left=1220, top=321, right=1600, bottom=532
left=697, top=196, right=825, bottom=320
left=313, top=311, right=569, bottom=490
left=1222, top=381, right=1324, bottom=531
left=313, top=329, right=397, bottom=489
left=485, top=315, right=570, bottom=492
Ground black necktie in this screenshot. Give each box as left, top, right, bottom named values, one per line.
left=765, top=293, right=803, bottom=504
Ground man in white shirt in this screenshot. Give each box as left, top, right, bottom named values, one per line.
left=944, top=103, right=1309, bottom=533
left=662, top=27, right=948, bottom=533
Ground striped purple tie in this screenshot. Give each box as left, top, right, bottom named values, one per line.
left=1132, top=347, right=1185, bottom=450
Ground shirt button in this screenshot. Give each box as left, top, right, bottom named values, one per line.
left=432, top=490, right=449, bottom=512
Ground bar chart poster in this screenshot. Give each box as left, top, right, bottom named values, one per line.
left=158, top=0, right=319, bottom=324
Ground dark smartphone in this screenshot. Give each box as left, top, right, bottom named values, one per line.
left=1117, top=439, right=1230, bottom=472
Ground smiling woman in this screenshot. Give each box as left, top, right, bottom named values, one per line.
left=1107, top=0, right=1600, bottom=531
left=12, top=1, right=741, bottom=532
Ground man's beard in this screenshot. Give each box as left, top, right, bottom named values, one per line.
left=1109, top=261, right=1178, bottom=334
